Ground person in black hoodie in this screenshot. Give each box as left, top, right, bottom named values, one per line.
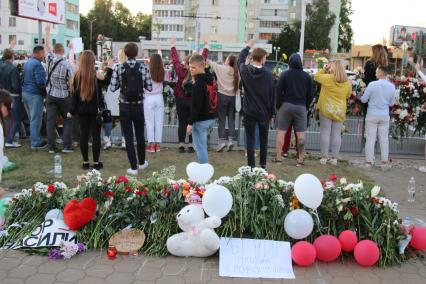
left=69, top=50, right=105, bottom=170
left=238, top=39, right=275, bottom=169
left=275, top=53, right=313, bottom=166
left=186, top=54, right=215, bottom=164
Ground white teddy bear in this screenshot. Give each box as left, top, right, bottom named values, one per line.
left=167, top=204, right=222, bottom=257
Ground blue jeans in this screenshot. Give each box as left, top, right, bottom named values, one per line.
left=22, top=92, right=44, bottom=147
left=6, top=96, right=24, bottom=144
left=244, top=123, right=260, bottom=149
left=192, top=119, right=214, bottom=164
left=103, top=122, right=113, bottom=137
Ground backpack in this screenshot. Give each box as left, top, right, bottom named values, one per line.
left=206, top=79, right=218, bottom=114
left=121, top=62, right=143, bottom=101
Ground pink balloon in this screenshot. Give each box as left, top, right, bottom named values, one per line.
left=410, top=227, right=426, bottom=250
left=313, top=235, right=341, bottom=262
left=354, top=240, right=380, bottom=267
left=338, top=230, right=358, bottom=252
left=291, top=241, right=316, bottom=266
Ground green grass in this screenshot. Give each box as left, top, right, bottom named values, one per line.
left=2, top=141, right=371, bottom=191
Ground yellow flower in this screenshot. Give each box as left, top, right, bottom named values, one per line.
left=291, top=196, right=300, bottom=209
left=281, top=53, right=288, bottom=61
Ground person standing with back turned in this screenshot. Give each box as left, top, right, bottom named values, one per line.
left=109, top=43, right=153, bottom=176
left=238, top=39, right=275, bottom=169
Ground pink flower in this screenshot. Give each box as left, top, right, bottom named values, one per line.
left=329, top=174, right=337, bottom=182
left=254, top=182, right=263, bottom=190
left=266, top=174, right=277, bottom=181
left=172, top=183, right=180, bottom=190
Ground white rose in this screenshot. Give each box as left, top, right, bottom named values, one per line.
left=341, top=197, right=351, bottom=203
left=370, top=185, right=381, bottom=197
left=340, top=178, right=347, bottom=185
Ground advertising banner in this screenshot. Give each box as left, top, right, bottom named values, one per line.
left=10, top=0, right=65, bottom=24
left=390, top=25, right=426, bottom=47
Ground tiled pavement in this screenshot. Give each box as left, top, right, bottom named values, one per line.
left=1, top=156, right=425, bottom=284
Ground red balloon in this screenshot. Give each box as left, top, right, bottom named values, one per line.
left=410, top=227, right=426, bottom=250
left=291, top=241, right=317, bottom=266
left=354, top=240, right=380, bottom=267
left=313, top=235, right=341, bottom=262
left=338, top=230, right=358, bottom=252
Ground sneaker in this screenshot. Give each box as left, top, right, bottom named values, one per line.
left=320, top=158, right=328, bottom=165
left=31, top=141, right=47, bottom=149
left=187, top=146, right=195, bottom=153
left=178, top=146, right=185, bottom=153
left=147, top=145, right=155, bottom=153
left=121, top=138, right=126, bottom=149
left=5, top=142, right=22, bottom=148
left=419, top=166, right=426, bottom=173
left=226, top=141, right=234, bottom=152
left=282, top=152, right=289, bottom=158
left=127, top=168, right=138, bottom=176
left=62, top=147, right=74, bottom=153
left=329, top=159, right=338, bottom=166
left=216, top=142, right=227, bottom=152
left=48, top=147, right=57, bottom=154
left=138, top=161, right=149, bottom=171
left=103, top=136, right=112, bottom=150
left=155, top=144, right=161, bottom=152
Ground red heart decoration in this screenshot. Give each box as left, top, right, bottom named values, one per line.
left=64, top=198, right=97, bottom=230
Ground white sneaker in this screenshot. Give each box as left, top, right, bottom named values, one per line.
left=420, top=166, right=426, bottom=173
left=103, top=136, right=111, bottom=150
left=329, top=159, right=338, bottom=166
left=126, top=168, right=138, bottom=176
left=226, top=141, right=234, bottom=152
left=138, top=161, right=149, bottom=170
left=216, top=142, right=227, bottom=152
left=5, top=142, right=21, bottom=148
left=121, top=138, right=126, bottom=149
left=320, top=158, right=328, bottom=165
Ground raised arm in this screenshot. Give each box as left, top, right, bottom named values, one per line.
left=238, top=39, right=255, bottom=71
left=170, top=37, right=187, bottom=80
left=313, top=68, right=331, bottom=85
left=201, top=41, right=209, bottom=60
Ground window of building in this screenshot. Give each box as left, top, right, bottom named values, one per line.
left=66, top=20, right=79, bottom=30
left=248, top=34, right=254, bottom=39
left=264, top=0, right=271, bottom=3
left=248, top=23, right=255, bottom=28
left=274, top=9, right=278, bottom=16
left=0, top=35, right=2, bottom=45
left=259, top=33, right=272, bottom=40
left=66, top=2, right=79, bottom=14
left=292, top=0, right=297, bottom=7
left=18, top=40, right=24, bottom=45
left=9, top=17, right=16, bottom=27
left=260, top=9, right=274, bottom=16
left=260, top=21, right=283, bottom=28
left=9, top=35, right=16, bottom=44
left=212, top=0, right=218, bottom=5
left=211, top=26, right=218, bottom=33
left=290, top=12, right=296, bottom=19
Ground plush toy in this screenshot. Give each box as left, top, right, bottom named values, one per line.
left=64, top=198, right=97, bottom=230
left=167, top=183, right=233, bottom=257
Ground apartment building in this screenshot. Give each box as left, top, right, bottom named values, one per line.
left=0, top=0, right=80, bottom=54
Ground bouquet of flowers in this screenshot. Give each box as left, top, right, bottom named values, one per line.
left=391, top=77, right=426, bottom=136
left=48, top=242, right=85, bottom=260
left=347, top=69, right=367, bottom=116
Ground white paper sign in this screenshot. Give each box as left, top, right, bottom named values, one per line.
left=72, top=38, right=83, bottom=54
left=219, top=238, right=295, bottom=279
left=15, top=219, right=76, bottom=248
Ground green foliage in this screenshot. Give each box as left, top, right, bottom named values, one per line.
left=80, top=0, right=152, bottom=51
left=338, top=0, right=354, bottom=52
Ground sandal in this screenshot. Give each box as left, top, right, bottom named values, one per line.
left=296, top=159, right=305, bottom=167
left=272, top=158, right=283, bottom=164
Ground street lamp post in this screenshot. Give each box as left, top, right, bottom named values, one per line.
left=274, top=46, right=281, bottom=61
left=299, top=0, right=306, bottom=61
left=89, top=19, right=96, bottom=50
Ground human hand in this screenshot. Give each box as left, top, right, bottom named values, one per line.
left=10, top=38, right=17, bottom=49
left=202, top=38, right=209, bottom=49
left=247, top=38, right=256, bottom=48
left=170, top=37, right=177, bottom=47
left=107, top=58, right=114, bottom=69
left=186, top=125, right=193, bottom=135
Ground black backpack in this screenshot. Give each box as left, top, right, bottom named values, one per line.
left=121, top=62, right=143, bottom=101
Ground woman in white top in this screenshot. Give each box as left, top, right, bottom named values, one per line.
left=144, top=53, right=165, bottom=153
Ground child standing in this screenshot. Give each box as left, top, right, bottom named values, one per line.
left=361, top=66, right=395, bottom=170
left=186, top=54, right=215, bottom=164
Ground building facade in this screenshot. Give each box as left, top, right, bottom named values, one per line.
left=152, top=0, right=341, bottom=52
left=0, top=0, right=80, bottom=54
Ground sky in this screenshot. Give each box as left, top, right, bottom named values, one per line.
left=79, top=0, right=426, bottom=45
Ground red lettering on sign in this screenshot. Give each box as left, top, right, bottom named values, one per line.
left=49, top=3, right=57, bottom=16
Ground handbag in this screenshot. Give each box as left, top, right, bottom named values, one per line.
left=95, top=80, right=111, bottom=124
left=235, top=89, right=242, bottom=112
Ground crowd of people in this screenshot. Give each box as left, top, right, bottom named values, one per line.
left=0, top=28, right=425, bottom=174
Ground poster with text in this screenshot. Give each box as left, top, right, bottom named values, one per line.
left=219, top=238, right=295, bottom=279
left=14, top=0, right=65, bottom=24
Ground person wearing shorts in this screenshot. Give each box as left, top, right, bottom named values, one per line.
left=275, top=53, right=313, bottom=166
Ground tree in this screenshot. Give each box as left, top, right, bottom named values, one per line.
left=338, top=0, right=354, bottom=52
left=304, top=0, right=336, bottom=50
left=80, top=0, right=152, bottom=51
left=270, top=0, right=336, bottom=58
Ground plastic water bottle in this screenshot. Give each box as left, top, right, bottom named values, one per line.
left=406, top=177, right=415, bottom=202
left=54, top=154, right=62, bottom=179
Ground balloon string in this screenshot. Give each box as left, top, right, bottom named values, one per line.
left=313, top=210, right=324, bottom=235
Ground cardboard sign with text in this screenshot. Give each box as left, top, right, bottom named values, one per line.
left=219, top=238, right=295, bottom=279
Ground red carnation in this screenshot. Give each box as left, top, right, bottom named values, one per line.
left=47, top=185, right=55, bottom=193
left=371, top=197, right=380, bottom=203
left=125, top=186, right=132, bottom=192
left=136, top=188, right=148, bottom=196
left=329, top=174, right=337, bottom=182
left=103, top=191, right=115, bottom=198
left=115, top=176, right=129, bottom=184
left=162, top=188, right=171, bottom=197
left=351, top=207, right=359, bottom=217
left=343, top=220, right=349, bottom=227
left=321, top=179, right=327, bottom=187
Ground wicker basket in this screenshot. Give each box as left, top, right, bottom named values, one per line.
left=109, top=229, right=146, bottom=254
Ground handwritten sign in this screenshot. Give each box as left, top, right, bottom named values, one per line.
left=72, top=37, right=83, bottom=54
left=219, top=238, right=295, bottom=279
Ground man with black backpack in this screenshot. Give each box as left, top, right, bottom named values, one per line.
left=44, top=25, right=75, bottom=154
left=109, top=43, right=153, bottom=176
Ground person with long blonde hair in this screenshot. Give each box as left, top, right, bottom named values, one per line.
left=314, top=60, right=352, bottom=166
left=69, top=50, right=105, bottom=170
left=363, top=44, right=388, bottom=86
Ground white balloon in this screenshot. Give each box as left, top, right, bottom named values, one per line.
left=202, top=185, right=233, bottom=219
left=284, top=209, right=314, bottom=239
left=186, top=162, right=214, bottom=184
left=45, top=209, right=64, bottom=220
left=294, top=173, right=323, bottom=209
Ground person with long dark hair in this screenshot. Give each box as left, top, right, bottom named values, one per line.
left=69, top=50, right=105, bottom=170
left=363, top=44, right=389, bottom=86
left=206, top=55, right=239, bottom=152
left=144, top=53, right=165, bottom=153
left=170, top=38, right=208, bottom=153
